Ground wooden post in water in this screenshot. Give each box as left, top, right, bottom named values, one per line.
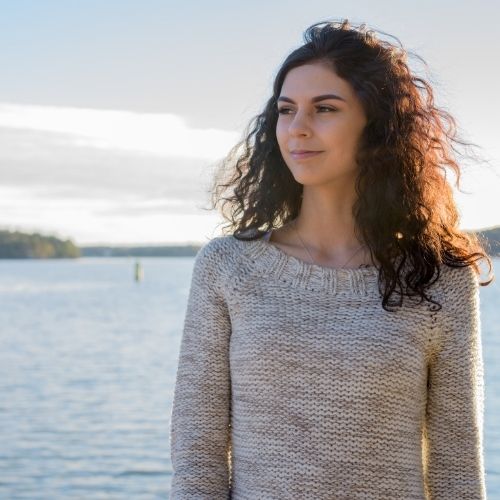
left=134, top=259, right=143, bottom=282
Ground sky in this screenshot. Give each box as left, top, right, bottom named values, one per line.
left=0, top=0, right=499, bottom=246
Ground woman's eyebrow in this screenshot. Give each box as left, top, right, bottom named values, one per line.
left=277, top=94, right=347, bottom=103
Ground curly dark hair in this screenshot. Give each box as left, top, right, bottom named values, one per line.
left=208, top=18, right=494, bottom=312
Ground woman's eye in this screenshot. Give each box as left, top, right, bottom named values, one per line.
left=277, top=106, right=337, bottom=114
left=317, top=106, right=337, bottom=112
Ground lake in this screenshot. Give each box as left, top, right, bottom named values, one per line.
left=0, top=256, right=498, bottom=499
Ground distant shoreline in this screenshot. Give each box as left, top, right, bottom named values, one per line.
left=80, top=245, right=201, bottom=258
left=0, top=228, right=499, bottom=258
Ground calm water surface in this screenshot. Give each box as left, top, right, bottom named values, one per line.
left=0, top=256, right=498, bottom=499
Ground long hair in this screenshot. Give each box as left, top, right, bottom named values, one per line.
left=208, top=18, right=494, bottom=312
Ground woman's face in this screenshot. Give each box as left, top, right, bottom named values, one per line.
left=276, top=61, right=368, bottom=187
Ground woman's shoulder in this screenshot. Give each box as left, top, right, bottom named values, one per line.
left=436, top=262, right=479, bottom=291
left=192, top=233, right=252, bottom=276
left=195, top=233, right=249, bottom=259
left=429, top=262, right=481, bottom=315
left=190, top=234, right=265, bottom=298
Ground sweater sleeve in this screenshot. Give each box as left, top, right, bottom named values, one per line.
left=423, top=265, right=486, bottom=499
left=169, top=240, right=232, bottom=499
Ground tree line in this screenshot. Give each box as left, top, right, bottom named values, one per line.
left=0, top=230, right=80, bottom=258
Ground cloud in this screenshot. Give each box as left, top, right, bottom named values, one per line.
left=0, top=105, right=229, bottom=244
left=0, top=127, right=220, bottom=203
left=0, top=102, right=240, bottom=160
left=0, top=184, right=223, bottom=245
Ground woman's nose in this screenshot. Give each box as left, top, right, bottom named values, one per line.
left=288, top=112, right=312, bottom=136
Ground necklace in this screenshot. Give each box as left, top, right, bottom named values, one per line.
left=292, top=219, right=367, bottom=269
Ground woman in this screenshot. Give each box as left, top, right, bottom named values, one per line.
left=169, top=19, right=493, bottom=499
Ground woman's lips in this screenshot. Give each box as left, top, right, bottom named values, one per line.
left=290, top=151, right=323, bottom=160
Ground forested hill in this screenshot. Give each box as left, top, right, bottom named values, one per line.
left=481, top=226, right=500, bottom=255
left=0, top=230, right=80, bottom=258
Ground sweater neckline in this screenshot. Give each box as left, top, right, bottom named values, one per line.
left=241, top=231, right=381, bottom=296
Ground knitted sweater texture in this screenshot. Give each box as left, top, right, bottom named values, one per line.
left=169, top=233, right=486, bottom=499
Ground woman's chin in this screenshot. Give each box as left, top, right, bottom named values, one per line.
left=290, top=168, right=359, bottom=188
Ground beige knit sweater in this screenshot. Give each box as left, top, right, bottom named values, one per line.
left=169, top=233, right=486, bottom=499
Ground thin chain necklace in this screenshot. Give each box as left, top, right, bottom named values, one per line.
left=292, top=219, right=367, bottom=269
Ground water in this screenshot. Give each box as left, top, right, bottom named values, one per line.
left=0, top=256, right=498, bottom=499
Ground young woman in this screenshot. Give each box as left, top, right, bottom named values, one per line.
left=169, top=19, right=493, bottom=499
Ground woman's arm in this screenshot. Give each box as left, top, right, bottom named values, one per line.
left=169, top=241, right=232, bottom=499
left=423, top=265, right=487, bottom=499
